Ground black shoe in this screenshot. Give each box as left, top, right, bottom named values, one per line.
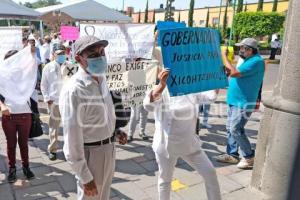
left=22, top=167, right=35, bottom=180
left=48, top=152, right=57, bottom=161
left=127, top=136, right=133, bottom=142
left=7, top=167, right=17, bottom=183
left=139, top=133, right=149, bottom=140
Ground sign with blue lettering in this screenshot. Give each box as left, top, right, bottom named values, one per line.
left=160, top=27, right=228, bottom=96
left=156, top=21, right=186, bottom=46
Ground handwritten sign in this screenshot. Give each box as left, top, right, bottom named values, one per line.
left=106, top=60, right=158, bottom=107
left=60, top=26, right=79, bottom=41
left=80, top=23, right=155, bottom=61
left=0, top=27, right=23, bottom=60
left=160, top=27, right=227, bottom=96
left=156, top=21, right=186, bottom=46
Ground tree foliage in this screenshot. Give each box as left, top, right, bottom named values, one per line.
left=257, top=0, right=264, bottom=11
left=222, top=1, right=229, bottom=38
left=188, top=0, right=194, bottom=27
left=272, top=0, right=278, bottom=12
left=233, top=12, right=285, bottom=38
left=144, top=0, right=149, bottom=23
left=21, top=0, right=61, bottom=9
left=205, top=9, right=210, bottom=28
left=237, top=0, right=244, bottom=13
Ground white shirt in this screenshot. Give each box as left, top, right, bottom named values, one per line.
left=4, top=90, right=38, bottom=114
left=40, top=60, right=64, bottom=104
left=270, top=40, right=282, bottom=49
left=143, top=89, right=217, bottom=157
left=59, top=67, right=116, bottom=184
left=40, top=43, right=51, bottom=63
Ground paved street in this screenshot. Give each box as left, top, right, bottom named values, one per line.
left=0, top=62, right=279, bottom=200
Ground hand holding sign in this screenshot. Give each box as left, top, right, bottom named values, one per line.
left=158, top=68, right=170, bottom=86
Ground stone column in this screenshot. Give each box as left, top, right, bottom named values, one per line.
left=251, top=0, right=300, bottom=199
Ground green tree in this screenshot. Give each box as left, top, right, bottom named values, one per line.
left=234, top=12, right=285, bottom=39
left=178, top=11, right=181, bottom=22
left=272, top=0, right=278, bottom=12
left=138, top=10, right=141, bottom=23
left=223, top=0, right=229, bottom=38
left=205, top=8, right=210, bottom=27
left=257, top=0, right=264, bottom=11
left=144, top=0, right=149, bottom=23
left=152, top=10, right=156, bottom=23
left=244, top=2, right=248, bottom=12
left=188, top=0, right=195, bottom=27
left=23, top=0, right=61, bottom=9
left=237, top=0, right=244, bottom=13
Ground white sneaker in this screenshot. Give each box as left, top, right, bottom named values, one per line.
left=237, top=157, right=254, bottom=169
left=202, top=122, right=212, bottom=129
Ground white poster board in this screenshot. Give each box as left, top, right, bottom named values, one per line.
left=80, top=23, right=155, bottom=62
left=106, top=60, right=158, bottom=107
left=0, top=27, right=23, bottom=61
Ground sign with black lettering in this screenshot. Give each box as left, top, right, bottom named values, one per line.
left=160, top=28, right=228, bottom=96
left=106, top=61, right=158, bottom=107
left=80, top=23, right=155, bottom=62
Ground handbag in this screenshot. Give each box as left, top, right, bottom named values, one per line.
left=27, top=98, right=44, bottom=138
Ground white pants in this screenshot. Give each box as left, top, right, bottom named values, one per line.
left=77, top=143, right=116, bottom=200
left=155, top=150, right=221, bottom=200
left=128, top=105, right=148, bottom=136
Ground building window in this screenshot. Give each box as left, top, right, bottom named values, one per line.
left=212, top=17, right=219, bottom=25
left=199, top=20, right=205, bottom=25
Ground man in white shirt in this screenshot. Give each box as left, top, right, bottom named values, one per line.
left=41, top=44, right=67, bottom=161
left=40, top=36, right=51, bottom=64
left=269, top=35, right=282, bottom=60
left=143, top=69, right=221, bottom=200
left=59, top=36, right=127, bottom=200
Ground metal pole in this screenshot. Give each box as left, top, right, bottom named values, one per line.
left=218, top=0, right=223, bottom=30
left=122, top=0, right=125, bottom=11
left=229, top=0, right=236, bottom=45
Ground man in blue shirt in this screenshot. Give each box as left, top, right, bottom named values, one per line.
left=216, top=38, right=265, bottom=169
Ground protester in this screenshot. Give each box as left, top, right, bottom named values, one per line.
left=269, top=35, right=282, bottom=60
left=59, top=35, right=127, bottom=200
left=0, top=49, right=37, bottom=183
left=144, top=69, right=221, bottom=200
left=40, top=44, right=66, bottom=161
left=216, top=38, right=265, bottom=169
left=40, top=35, right=51, bottom=64
left=128, top=105, right=149, bottom=142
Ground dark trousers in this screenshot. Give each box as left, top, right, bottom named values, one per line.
left=269, top=48, right=278, bottom=60
left=2, top=113, right=32, bottom=168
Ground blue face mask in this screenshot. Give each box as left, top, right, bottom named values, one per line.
left=86, top=56, right=107, bottom=75
left=56, top=55, right=66, bottom=64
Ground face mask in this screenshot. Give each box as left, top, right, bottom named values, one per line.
left=238, top=50, right=246, bottom=59
left=56, top=55, right=66, bottom=64
left=86, top=56, right=107, bottom=75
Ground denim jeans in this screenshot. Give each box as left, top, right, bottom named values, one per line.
left=226, top=105, right=255, bottom=159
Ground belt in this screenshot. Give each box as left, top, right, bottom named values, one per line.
left=84, top=136, right=115, bottom=146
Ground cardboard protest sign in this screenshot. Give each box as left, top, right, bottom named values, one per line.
left=0, top=27, right=23, bottom=60
left=160, top=27, right=228, bottom=96
left=60, top=26, right=79, bottom=40
left=80, top=23, right=155, bottom=61
left=156, top=21, right=186, bottom=46
left=106, top=60, right=158, bottom=107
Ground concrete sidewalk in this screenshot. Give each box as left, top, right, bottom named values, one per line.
left=0, top=94, right=268, bottom=200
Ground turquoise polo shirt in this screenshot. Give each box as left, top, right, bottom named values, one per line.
left=227, top=54, right=265, bottom=110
